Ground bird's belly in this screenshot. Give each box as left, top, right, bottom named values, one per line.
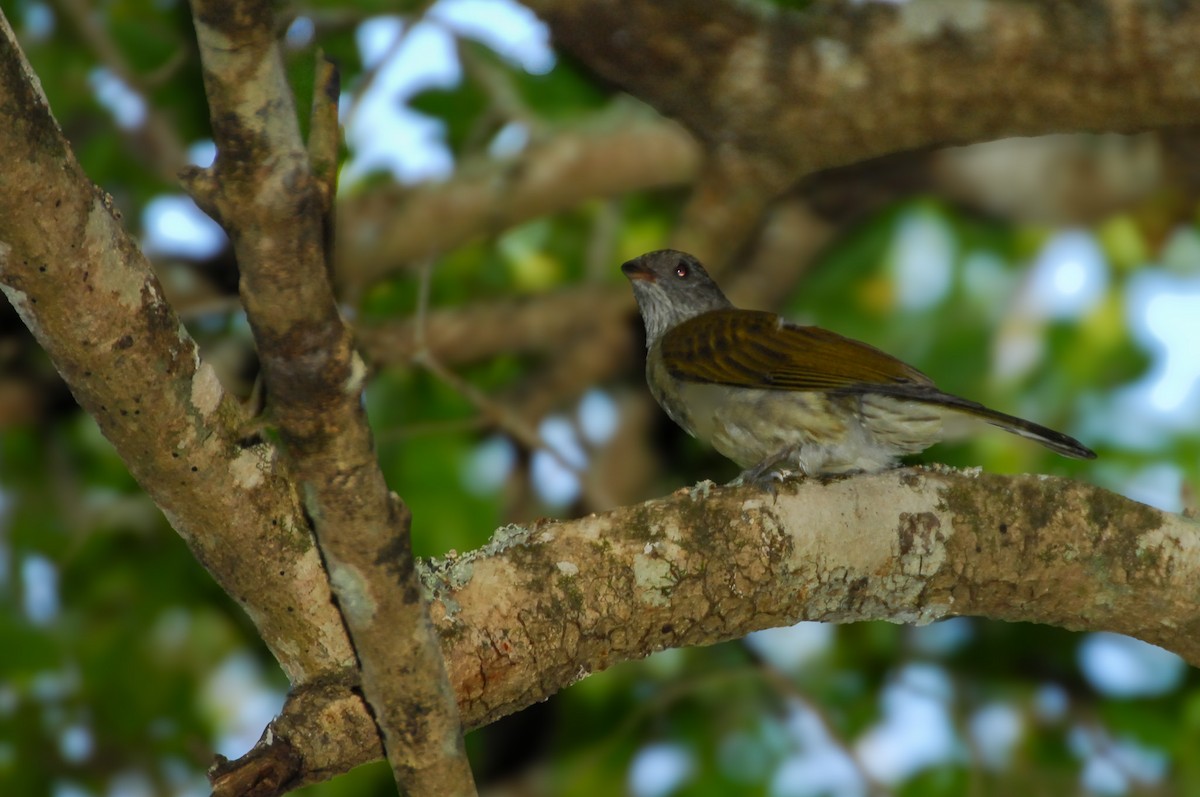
left=675, top=383, right=945, bottom=474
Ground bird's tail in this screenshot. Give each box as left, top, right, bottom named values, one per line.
left=937, top=395, right=1096, bottom=460
left=853, top=383, right=1096, bottom=460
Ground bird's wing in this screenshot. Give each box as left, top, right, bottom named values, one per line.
left=659, top=309, right=935, bottom=391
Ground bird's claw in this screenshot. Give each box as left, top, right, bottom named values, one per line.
left=728, top=465, right=803, bottom=494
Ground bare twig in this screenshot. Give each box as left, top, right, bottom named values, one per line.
left=458, top=39, right=540, bottom=129
left=337, top=0, right=438, bottom=132
left=339, top=22, right=408, bottom=133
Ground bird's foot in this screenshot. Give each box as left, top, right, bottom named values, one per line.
left=728, top=458, right=805, bottom=493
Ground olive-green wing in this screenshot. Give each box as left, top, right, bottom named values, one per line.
left=659, top=309, right=933, bottom=391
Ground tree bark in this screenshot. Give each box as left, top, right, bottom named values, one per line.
left=182, top=0, right=476, bottom=792
left=216, top=469, right=1200, bottom=794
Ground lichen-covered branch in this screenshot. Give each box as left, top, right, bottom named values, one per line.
left=521, top=0, right=1200, bottom=268
left=183, top=0, right=475, bottom=793
left=435, top=468, right=1199, bottom=722
left=0, top=7, right=355, bottom=686
left=217, top=468, right=1199, bottom=794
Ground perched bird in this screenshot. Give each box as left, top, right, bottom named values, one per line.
left=621, top=249, right=1096, bottom=481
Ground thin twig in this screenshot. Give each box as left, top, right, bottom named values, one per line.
left=410, top=260, right=583, bottom=477
left=376, top=416, right=488, bottom=443
left=339, top=9, right=425, bottom=133
left=741, top=641, right=894, bottom=797
left=51, top=0, right=188, bottom=178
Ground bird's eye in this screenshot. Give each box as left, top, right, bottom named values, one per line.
left=674, top=261, right=689, bottom=278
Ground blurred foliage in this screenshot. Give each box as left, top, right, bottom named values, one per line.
left=2, top=1, right=1200, bottom=796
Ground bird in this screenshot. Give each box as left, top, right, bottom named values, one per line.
left=621, top=249, right=1096, bottom=482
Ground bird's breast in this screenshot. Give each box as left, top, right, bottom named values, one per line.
left=646, top=348, right=698, bottom=436
left=671, top=382, right=850, bottom=468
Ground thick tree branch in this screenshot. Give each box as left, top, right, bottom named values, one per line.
left=183, top=0, right=475, bottom=793
left=217, top=468, right=1198, bottom=794
left=0, top=8, right=355, bottom=685
left=527, top=0, right=1200, bottom=181
left=435, top=469, right=1200, bottom=723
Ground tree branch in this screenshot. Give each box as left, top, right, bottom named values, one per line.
left=218, top=468, right=1199, bottom=794
left=671, top=146, right=794, bottom=270
left=183, top=0, right=475, bottom=793
left=527, top=0, right=1200, bottom=180
left=357, top=285, right=629, bottom=367
left=0, top=7, right=356, bottom=687
left=336, top=105, right=699, bottom=288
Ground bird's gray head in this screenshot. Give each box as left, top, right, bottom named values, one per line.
left=621, top=250, right=734, bottom=347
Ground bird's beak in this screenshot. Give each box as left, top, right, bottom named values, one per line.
left=621, top=259, right=655, bottom=282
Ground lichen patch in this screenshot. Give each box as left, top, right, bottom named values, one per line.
left=230, top=447, right=265, bottom=489
left=191, top=362, right=224, bottom=416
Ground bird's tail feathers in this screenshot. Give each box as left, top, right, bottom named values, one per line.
left=934, top=395, right=1096, bottom=460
